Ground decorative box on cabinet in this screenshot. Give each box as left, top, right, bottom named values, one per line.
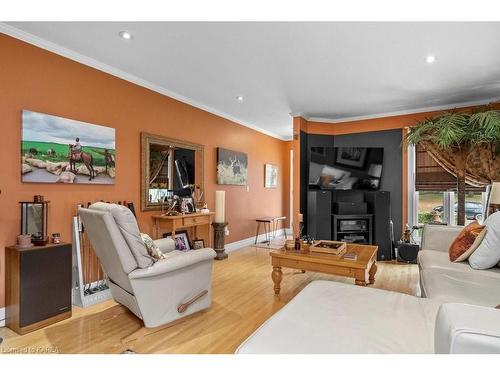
left=6, top=242, right=72, bottom=335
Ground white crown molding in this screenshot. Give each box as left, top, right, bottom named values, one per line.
left=289, top=111, right=306, bottom=118
left=0, top=22, right=287, bottom=141
left=303, top=98, right=499, bottom=125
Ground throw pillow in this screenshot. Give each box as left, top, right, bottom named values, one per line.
left=454, top=228, right=487, bottom=262
left=448, top=221, right=485, bottom=262
left=469, top=211, right=500, bottom=269
left=140, top=233, right=167, bottom=262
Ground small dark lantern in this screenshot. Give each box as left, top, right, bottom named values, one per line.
left=20, top=197, right=50, bottom=246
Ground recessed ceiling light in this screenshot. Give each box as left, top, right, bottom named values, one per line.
left=236, top=96, right=244, bottom=101
left=119, top=31, right=133, bottom=40
left=425, top=55, right=436, bottom=64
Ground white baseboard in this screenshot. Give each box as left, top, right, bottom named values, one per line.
left=225, top=229, right=287, bottom=253
left=0, top=307, right=5, bottom=327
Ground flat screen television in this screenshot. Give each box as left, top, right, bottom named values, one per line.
left=309, top=146, right=384, bottom=190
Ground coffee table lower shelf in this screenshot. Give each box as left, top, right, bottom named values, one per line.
left=270, top=243, right=378, bottom=295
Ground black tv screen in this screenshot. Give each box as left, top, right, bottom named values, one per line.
left=309, top=147, right=384, bottom=190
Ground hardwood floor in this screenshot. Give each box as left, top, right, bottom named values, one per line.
left=0, top=245, right=419, bottom=354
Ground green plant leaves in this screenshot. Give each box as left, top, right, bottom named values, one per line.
left=407, top=106, right=500, bottom=150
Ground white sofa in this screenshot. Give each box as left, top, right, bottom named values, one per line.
left=237, top=281, right=440, bottom=353
left=237, top=280, right=500, bottom=354
left=419, top=224, right=500, bottom=307
left=237, top=224, right=500, bottom=354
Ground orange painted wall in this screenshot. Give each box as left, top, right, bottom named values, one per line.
left=0, top=34, right=289, bottom=309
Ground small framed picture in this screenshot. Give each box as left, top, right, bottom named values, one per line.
left=265, top=164, right=278, bottom=188
left=181, top=197, right=196, bottom=213
left=336, top=147, right=367, bottom=168
left=192, top=239, right=205, bottom=250
left=162, top=230, right=191, bottom=251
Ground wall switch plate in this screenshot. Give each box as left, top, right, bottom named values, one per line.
left=246, top=185, right=250, bottom=192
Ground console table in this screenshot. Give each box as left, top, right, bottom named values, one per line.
left=152, top=212, right=214, bottom=248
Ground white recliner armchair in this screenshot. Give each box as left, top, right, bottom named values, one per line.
left=78, top=202, right=216, bottom=342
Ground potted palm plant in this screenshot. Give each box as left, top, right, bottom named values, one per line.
left=406, top=105, right=500, bottom=225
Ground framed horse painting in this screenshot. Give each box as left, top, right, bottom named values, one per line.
left=21, top=110, right=116, bottom=184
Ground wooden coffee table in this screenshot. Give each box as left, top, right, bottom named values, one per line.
left=270, top=243, right=378, bottom=294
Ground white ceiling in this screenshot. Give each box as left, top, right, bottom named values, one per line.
left=3, top=22, right=500, bottom=140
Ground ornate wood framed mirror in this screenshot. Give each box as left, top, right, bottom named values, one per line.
left=141, top=132, right=204, bottom=211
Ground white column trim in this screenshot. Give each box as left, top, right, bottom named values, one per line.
left=483, top=186, right=491, bottom=219
left=0, top=307, right=5, bottom=327
left=407, top=144, right=417, bottom=227
left=446, top=192, right=455, bottom=225
left=289, top=149, right=294, bottom=231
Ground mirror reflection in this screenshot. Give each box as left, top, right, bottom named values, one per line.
left=141, top=133, right=204, bottom=211
left=23, top=204, right=44, bottom=236
left=148, top=144, right=196, bottom=202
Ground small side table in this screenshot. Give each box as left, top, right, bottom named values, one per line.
left=254, top=216, right=286, bottom=244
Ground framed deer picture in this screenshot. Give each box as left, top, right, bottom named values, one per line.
left=21, top=110, right=116, bottom=184
left=216, top=147, right=248, bottom=185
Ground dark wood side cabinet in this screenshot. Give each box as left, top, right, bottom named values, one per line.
left=6, top=242, right=72, bottom=335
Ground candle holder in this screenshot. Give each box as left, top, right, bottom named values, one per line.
left=212, top=222, right=228, bottom=260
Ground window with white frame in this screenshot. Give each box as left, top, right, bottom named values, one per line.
left=409, top=144, right=486, bottom=229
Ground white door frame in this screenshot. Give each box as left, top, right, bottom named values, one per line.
left=289, top=149, right=294, bottom=233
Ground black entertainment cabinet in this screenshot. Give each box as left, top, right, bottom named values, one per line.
left=301, top=129, right=404, bottom=261
left=307, top=189, right=393, bottom=260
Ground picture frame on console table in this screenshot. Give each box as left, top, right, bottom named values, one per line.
left=192, top=239, right=205, bottom=250
left=163, top=230, right=191, bottom=251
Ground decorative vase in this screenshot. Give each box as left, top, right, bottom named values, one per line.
left=17, top=234, right=32, bottom=248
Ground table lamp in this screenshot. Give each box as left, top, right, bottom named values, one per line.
left=488, top=182, right=500, bottom=216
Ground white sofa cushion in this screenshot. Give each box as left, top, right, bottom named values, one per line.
left=236, top=280, right=441, bottom=354
left=435, top=303, right=500, bottom=354
left=420, top=268, right=500, bottom=307
left=418, top=250, right=500, bottom=279
left=153, top=237, right=176, bottom=253
left=421, top=225, right=464, bottom=252
left=469, top=212, right=500, bottom=270
left=90, top=202, right=153, bottom=268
